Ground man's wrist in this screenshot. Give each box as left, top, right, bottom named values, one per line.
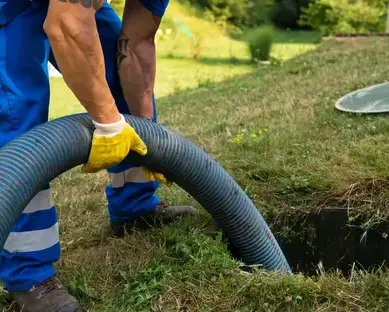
left=89, top=98, right=121, bottom=124
left=92, top=114, right=126, bottom=137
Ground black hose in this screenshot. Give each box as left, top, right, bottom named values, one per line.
left=0, top=113, right=291, bottom=272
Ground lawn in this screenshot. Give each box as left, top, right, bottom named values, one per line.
left=2, top=36, right=389, bottom=311
left=5, top=2, right=389, bottom=312
left=49, top=28, right=319, bottom=119
left=48, top=0, right=320, bottom=119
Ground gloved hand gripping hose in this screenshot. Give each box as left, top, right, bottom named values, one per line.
left=0, top=114, right=291, bottom=273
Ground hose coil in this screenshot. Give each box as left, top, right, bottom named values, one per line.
left=0, top=114, right=291, bottom=272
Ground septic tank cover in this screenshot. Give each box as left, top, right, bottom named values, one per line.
left=335, top=82, right=389, bottom=113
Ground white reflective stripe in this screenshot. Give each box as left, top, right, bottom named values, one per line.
left=110, top=167, right=150, bottom=188
left=22, top=189, right=54, bottom=214
left=3, top=223, right=59, bottom=253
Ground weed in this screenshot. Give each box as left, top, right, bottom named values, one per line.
left=197, top=77, right=214, bottom=88
left=0, top=285, right=8, bottom=303
left=68, top=277, right=99, bottom=301
left=119, top=263, right=172, bottom=310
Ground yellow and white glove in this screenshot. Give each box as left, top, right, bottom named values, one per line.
left=82, top=114, right=172, bottom=187
left=82, top=114, right=147, bottom=173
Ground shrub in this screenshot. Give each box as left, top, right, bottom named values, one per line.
left=226, top=24, right=245, bottom=40
left=181, top=0, right=276, bottom=29
left=182, top=0, right=317, bottom=30
left=233, top=0, right=276, bottom=28
left=245, top=26, right=274, bottom=62
left=112, top=0, right=314, bottom=32
left=299, top=0, right=387, bottom=35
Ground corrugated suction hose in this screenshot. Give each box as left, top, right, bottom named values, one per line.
left=0, top=113, right=291, bottom=272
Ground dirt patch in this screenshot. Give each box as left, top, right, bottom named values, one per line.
left=223, top=207, right=389, bottom=276
left=223, top=179, right=389, bottom=276
left=276, top=207, right=389, bottom=275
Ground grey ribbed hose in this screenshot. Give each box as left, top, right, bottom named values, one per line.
left=0, top=114, right=291, bottom=272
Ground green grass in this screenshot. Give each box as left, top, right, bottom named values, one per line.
left=8, top=2, right=389, bottom=312
left=4, top=36, right=386, bottom=312
left=49, top=0, right=320, bottom=120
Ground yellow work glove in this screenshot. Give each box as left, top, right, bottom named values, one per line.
left=82, top=114, right=147, bottom=173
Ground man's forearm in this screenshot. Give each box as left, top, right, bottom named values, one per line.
left=44, top=13, right=120, bottom=124
left=117, top=35, right=156, bottom=119
left=117, top=0, right=161, bottom=119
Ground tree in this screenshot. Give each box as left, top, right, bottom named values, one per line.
left=386, top=0, right=389, bottom=32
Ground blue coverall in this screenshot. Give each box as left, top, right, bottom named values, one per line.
left=0, top=0, right=169, bottom=292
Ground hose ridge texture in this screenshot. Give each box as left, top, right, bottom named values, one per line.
left=0, top=113, right=291, bottom=272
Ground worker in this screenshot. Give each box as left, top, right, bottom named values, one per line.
left=0, top=0, right=196, bottom=311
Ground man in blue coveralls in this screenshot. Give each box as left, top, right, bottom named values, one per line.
left=0, top=0, right=196, bottom=311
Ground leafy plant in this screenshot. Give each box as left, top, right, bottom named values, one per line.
left=68, top=278, right=99, bottom=300
left=0, top=284, right=8, bottom=303
left=119, top=264, right=172, bottom=310
left=180, top=0, right=276, bottom=29
left=180, top=0, right=315, bottom=30
left=245, top=25, right=275, bottom=62
left=299, top=0, right=386, bottom=35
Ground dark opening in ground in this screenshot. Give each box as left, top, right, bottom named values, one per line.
left=224, top=206, right=389, bottom=276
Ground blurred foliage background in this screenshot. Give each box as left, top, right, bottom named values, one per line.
left=110, top=0, right=389, bottom=62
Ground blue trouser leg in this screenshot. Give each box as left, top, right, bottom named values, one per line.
left=0, top=1, right=60, bottom=291
left=0, top=0, right=161, bottom=293
left=49, top=2, right=161, bottom=223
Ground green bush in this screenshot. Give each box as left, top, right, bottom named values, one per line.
left=111, top=0, right=314, bottom=31
left=181, top=0, right=276, bottom=29
left=181, top=0, right=317, bottom=30
left=245, top=26, right=274, bottom=62
left=299, top=0, right=387, bottom=35
left=226, top=24, right=245, bottom=40
left=111, top=0, right=315, bottom=31
left=233, top=0, right=276, bottom=28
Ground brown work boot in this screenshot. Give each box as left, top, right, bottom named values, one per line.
left=111, top=201, right=197, bottom=237
left=9, top=276, right=82, bottom=312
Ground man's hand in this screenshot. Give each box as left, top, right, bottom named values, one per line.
left=82, top=115, right=148, bottom=173
left=83, top=115, right=174, bottom=184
